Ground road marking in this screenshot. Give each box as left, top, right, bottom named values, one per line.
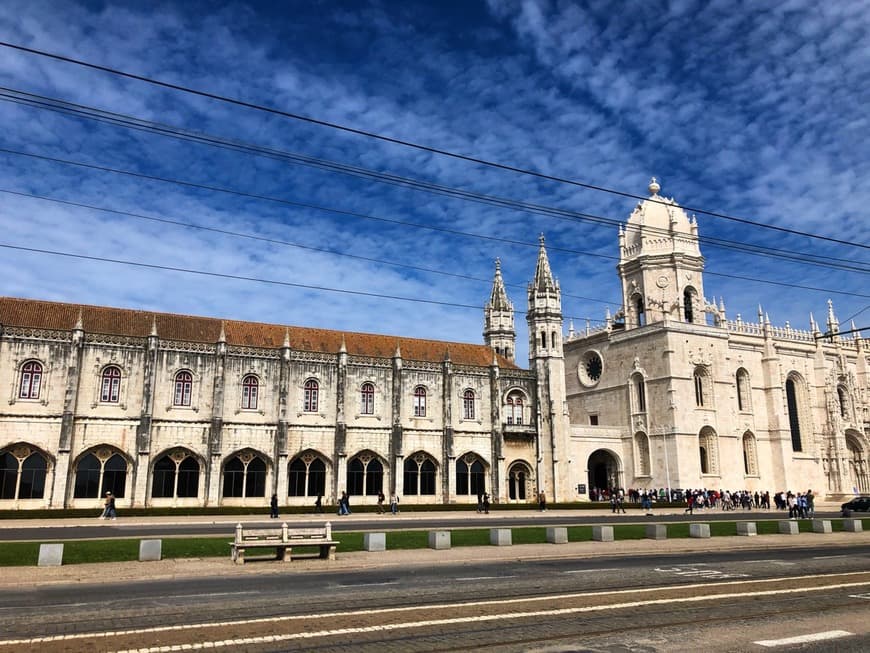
left=2, top=571, right=867, bottom=648
left=338, top=581, right=397, bottom=587
left=849, top=592, right=870, bottom=600
left=562, top=568, right=618, bottom=574
left=754, top=630, right=853, bottom=647
left=811, top=555, right=849, bottom=560
left=110, top=583, right=870, bottom=653
left=456, top=575, right=517, bottom=581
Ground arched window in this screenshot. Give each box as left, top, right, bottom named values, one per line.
left=0, top=448, right=47, bottom=500
left=736, top=368, right=751, bottom=412
left=838, top=386, right=849, bottom=420
left=507, top=462, right=530, bottom=500
left=635, top=295, right=645, bottom=327
left=635, top=432, right=650, bottom=476
left=222, top=452, right=267, bottom=498
left=100, top=366, right=121, bottom=403
left=413, top=386, right=427, bottom=417
left=241, top=375, right=259, bottom=410
left=18, top=361, right=42, bottom=400
left=683, top=288, right=695, bottom=323
left=346, top=454, right=383, bottom=495
left=742, top=432, right=758, bottom=476
left=506, top=391, right=524, bottom=425
left=785, top=377, right=803, bottom=452
left=360, top=383, right=375, bottom=415
left=540, top=331, right=547, bottom=349
left=151, top=451, right=200, bottom=499
left=288, top=454, right=326, bottom=497
left=699, top=427, right=719, bottom=475
left=463, top=390, right=476, bottom=420
left=456, top=454, right=486, bottom=495
left=73, top=450, right=128, bottom=498
left=693, top=367, right=711, bottom=407
left=303, top=379, right=319, bottom=412
left=404, top=453, right=436, bottom=495
left=173, top=371, right=193, bottom=407
left=632, top=373, right=646, bottom=412
left=551, top=331, right=557, bottom=348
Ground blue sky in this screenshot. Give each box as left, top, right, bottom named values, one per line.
left=1, top=0, right=868, bottom=366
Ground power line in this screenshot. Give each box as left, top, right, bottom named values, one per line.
left=2, top=147, right=867, bottom=299
left=1, top=40, right=867, bottom=252
left=0, top=241, right=607, bottom=320
left=2, top=88, right=867, bottom=274
left=0, top=187, right=611, bottom=307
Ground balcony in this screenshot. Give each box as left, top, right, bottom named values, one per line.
left=503, top=422, right=536, bottom=441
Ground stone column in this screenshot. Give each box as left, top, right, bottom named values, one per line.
left=205, top=326, right=227, bottom=507
left=333, top=338, right=347, bottom=502
left=489, top=357, right=503, bottom=501
left=53, top=317, right=85, bottom=508
left=275, top=331, right=291, bottom=500
left=441, top=351, right=454, bottom=503
left=390, top=346, right=403, bottom=494
left=133, top=322, right=159, bottom=507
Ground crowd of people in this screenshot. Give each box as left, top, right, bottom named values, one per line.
left=591, top=486, right=817, bottom=518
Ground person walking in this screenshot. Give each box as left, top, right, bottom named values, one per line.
left=389, top=493, right=399, bottom=515
left=104, top=491, right=116, bottom=520
left=482, top=492, right=490, bottom=514
left=538, top=491, right=547, bottom=512
left=376, top=491, right=385, bottom=514
left=314, top=494, right=323, bottom=514
left=270, top=493, right=279, bottom=518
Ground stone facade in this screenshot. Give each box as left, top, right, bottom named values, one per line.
left=2, top=178, right=868, bottom=510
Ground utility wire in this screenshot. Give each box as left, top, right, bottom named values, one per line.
left=0, top=187, right=611, bottom=307
left=1, top=151, right=867, bottom=300
left=1, top=87, right=866, bottom=274
left=0, top=242, right=609, bottom=320
left=1, top=40, right=867, bottom=251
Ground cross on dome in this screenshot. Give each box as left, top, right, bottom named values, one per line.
left=648, top=177, right=661, bottom=195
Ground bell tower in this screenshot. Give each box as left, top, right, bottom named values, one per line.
left=527, top=235, right=570, bottom=501
left=483, top=258, right=515, bottom=362
left=617, top=178, right=706, bottom=328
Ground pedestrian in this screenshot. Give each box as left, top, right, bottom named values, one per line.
left=270, top=493, right=279, bottom=518
left=476, top=492, right=483, bottom=513
left=482, top=492, right=490, bottom=514
left=377, top=491, right=385, bottom=514
left=104, top=491, right=116, bottom=520
left=684, top=494, right=694, bottom=515
left=338, top=490, right=350, bottom=516
left=314, top=494, right=323, bottom=514
left=389, top=493, right=399, bottom=515
left=538, top=491, right=547, bottom=512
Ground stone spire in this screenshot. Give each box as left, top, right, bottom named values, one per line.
left=826, top=299, right=840, bottom=336
left=483, top=258, right=516, bottom=362
left=533, top=234, right=557, bottom=292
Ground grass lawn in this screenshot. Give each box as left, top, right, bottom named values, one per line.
left=1, top=518, right=867, bottom=567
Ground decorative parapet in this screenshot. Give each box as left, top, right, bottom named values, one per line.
left=226, top=345, right=281, bottom=359
left=346, top=355, right=392, bottom=368
left=721, top=319, right=815, bottom=343
left=2, top=326, right=72, bottom=342
left=84, top=333, right=147, bottom=348
left=452, top=364, right=489, bottom=376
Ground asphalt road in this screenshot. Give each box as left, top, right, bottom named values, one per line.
left=0, top=509, right=845, bottom=541
left=2, top=543, right=869, bottom=651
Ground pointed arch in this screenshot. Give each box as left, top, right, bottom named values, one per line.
left=222, top=448, right=270, bottom=499
left=73, top=445, right=132, bottom=499
left=785, top=372, right=808, bottom=452
left=504, top=388, right=528, bottom=425
left=699, top=427, right=719, bottom=476
left=288, top=449, right=331, bottom=497
left=683, top=286, right=698, bottom=323
left=403, top=451, right=438, bottom=496
left=845, top=431, right=869, bottom=494
left=742, top=431, right=758, bottom=476
left=346, top=449, right=386, bottom=496
left=507, top=459, right=533, bottom=501
left=151, top=447, right=203, bottom=499
left=456, top=451, right=489, bottom=496
left=0, top=443, right=52, bottom=500
left=634, top=432, right=651, bottom=476
left=736, top=368, right=752, bottom=412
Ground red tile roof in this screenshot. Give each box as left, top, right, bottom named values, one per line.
left=0, top=297, right=520, bottom=369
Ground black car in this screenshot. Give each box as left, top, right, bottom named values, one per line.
left=841, top=496, right=870, bottom=516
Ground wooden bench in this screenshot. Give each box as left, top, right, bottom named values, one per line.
left=230, top=522, right=339, bottom=564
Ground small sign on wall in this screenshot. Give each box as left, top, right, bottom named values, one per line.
left=577, top=483, right=586, bottom=494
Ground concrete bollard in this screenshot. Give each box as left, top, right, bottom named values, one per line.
left=139, top=539, right=162, bottom=561
left=811, top=520, right=832, bottom=534
left=778, top=520, right=799, bottom=535
left=546, top=527, right=568, bottom=544
left=689, top=523, right=710, bottom=538
left=842, top=519, right=863, bottom=533
left=645, top=524, right=667, bottom=540
left=736, top=522, right=757, bottom=536
left=489, top=528, right=512, bottom=546
left=428, top=531, right=451, bottom=550
left=38, top=543, right=63, bottom=567
left=592, top=525, right=614, bottom=542
left=364, top=533, right=386, bottom=551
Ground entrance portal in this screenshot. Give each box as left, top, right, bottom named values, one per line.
left=587, top=449, right=621, bottom=494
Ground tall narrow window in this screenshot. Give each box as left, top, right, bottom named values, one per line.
left=360, top=383, right=374, bottom=415
left=173, top=371, right=192, bottom=407
left=463, top=390, right=475, bottom=420
left=633, top=374, right=646, bottom=412
left=736, top=369, right=751, bottom=412
left=838, top=386, right=849, bottom=419
left=694, top=370, right=705, bottom=407
left=742, top=432, right=758, bottom=476
left=303, top=379, right=319, bottom=412
left=18, top=361, right=42, bottom=400
left=785, top=378, right=803, bottom=452
left=683, top=288, right=695, bottom=323
left=413, top=386, right=427, bottom=417
left=241, top=375, right=259, bottom=410
left=506, top=392, right=524, bottom=425
left=540, top=331, right=547, bottom=349
left=636, top=296, right=645, bottom=327
left=100, top=366, right=121, bottom=403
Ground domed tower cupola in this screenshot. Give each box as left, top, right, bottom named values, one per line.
left=483, top=258, right=516, bottom=362
left=617, top=178, right=705, bottom=329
